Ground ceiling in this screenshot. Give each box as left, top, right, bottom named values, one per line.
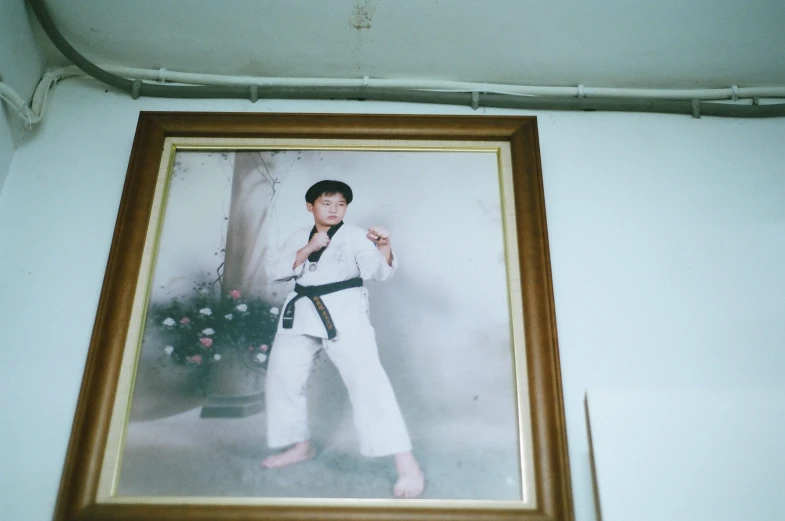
left=30, top=0, right=785, bottom=91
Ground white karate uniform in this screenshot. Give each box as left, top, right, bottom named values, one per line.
left=264, top=223, right=412, bottom=457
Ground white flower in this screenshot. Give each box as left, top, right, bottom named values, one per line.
left=236, top=304, right=248, bottom=312
left=270, top=307, right=280, bottom=316
left=255, top=353, right=267, bottom=363
left=162, top=317, right=176, bottom=327
left=201, top=328, right=215, bottom=336
left=164, top=345, right=174, bottom=355
left=224, top=314, right=233, bottom=320
left=199, top=308, right=213, bottom=316
left=213, top=354, right=222, bottom=361
left=199, top=287, right=210, bottom=294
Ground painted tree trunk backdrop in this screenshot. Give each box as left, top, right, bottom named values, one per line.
left=222, top=151, right=294, bottom=302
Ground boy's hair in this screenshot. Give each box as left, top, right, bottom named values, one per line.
left=305, top=180, right=353, bottom=205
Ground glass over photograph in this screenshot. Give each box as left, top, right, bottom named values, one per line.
left=113, top=145, right=530, bottom=502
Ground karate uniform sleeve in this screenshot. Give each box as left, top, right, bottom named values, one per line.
left=355, top=232, right=398, bottom=281
left=267, top=230, right=307, bottom=282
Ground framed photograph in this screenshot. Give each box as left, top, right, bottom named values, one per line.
left=54, top=113, right=572, bottom=521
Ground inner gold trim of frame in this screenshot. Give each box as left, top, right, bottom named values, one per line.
left=98, top=140, right=179, bottom=499
left=98, top=137, right=535, bottom=510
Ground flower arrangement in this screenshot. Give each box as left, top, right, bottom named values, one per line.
left=148, top=286, right=280, bottom=371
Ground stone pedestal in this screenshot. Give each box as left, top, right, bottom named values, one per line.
left=200, top=392, right=264, bottom=418
left=200, top=349, right=266, bottom=418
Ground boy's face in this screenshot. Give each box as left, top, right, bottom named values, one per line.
left=307, top=192, right=348, bottom=228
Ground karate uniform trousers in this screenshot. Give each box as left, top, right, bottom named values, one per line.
left=264, top=224, right=412, bottom=457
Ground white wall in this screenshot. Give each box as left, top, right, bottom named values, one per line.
left=0, top=0, right=46, bottom=191
left=0, top=79, right=783, bottom=521
left=586, top=390, right=785, bottom=521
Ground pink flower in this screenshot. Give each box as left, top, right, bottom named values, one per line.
left=180, top=317, right=191, bottom=325
left=199, top=337, right=213, bottom=348
left=260, top=344, right=269, bottom=352
left=248, top=345, right=254, bottom=351
left=190, top=354, right=202, bottom=364
left=230, top=289, right=241, bottom=300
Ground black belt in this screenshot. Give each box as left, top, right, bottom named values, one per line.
left=281, top=277, right=363, bottom=339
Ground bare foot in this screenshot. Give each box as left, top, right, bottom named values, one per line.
left=393, top=450, right=425, bottom=498
left=261, top=441, right=315, bottom=468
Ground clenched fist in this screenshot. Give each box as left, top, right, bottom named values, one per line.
left=367, top=226, right=390, bottom=246
left=307, top=231, right=331, bottom=253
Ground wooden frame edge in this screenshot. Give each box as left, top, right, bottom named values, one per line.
left=53, top=112, right=573, bottom=521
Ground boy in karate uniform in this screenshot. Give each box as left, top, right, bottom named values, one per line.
left=262, top=180, right=425, bottom=498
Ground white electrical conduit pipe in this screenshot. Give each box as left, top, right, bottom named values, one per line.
left=0, top=73, right=57, bottom=126
left=42, top=66, right=785, bottom=99
left=4, top=64, right=785, bottom=128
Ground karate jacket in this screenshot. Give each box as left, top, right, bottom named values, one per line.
left=268, top=223, right=397, bottom=339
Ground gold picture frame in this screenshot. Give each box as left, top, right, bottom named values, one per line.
left=54, top=112, right=573, bottom=521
